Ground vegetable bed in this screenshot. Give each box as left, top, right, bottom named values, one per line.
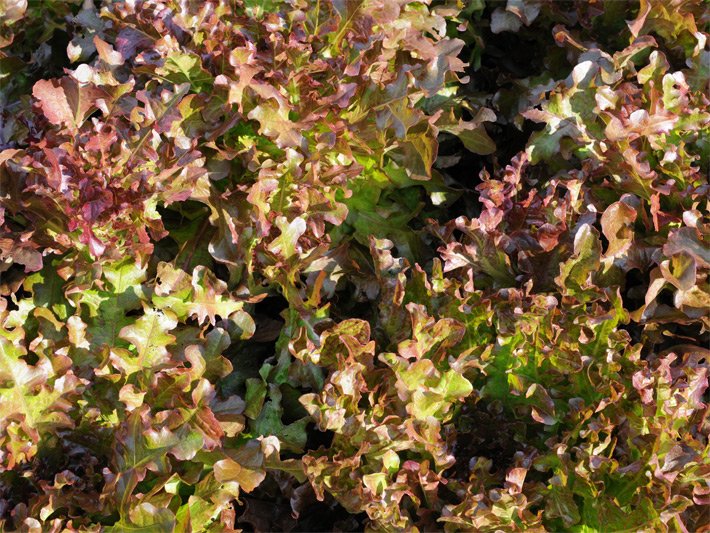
left=0, top=0, right=708, bottom=531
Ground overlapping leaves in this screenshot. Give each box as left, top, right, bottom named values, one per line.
left=0, top=0, right=708, bottom=531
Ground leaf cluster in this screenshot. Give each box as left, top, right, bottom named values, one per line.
left=0, top=0, right=708, bottom=531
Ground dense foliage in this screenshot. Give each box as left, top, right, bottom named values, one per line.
left=0, top=0, right=708, bottom=530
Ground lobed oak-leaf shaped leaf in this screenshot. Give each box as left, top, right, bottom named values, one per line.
left=556, top=224, right=602, bottom=294
left=116, top=308, right=178, bottom=375
left=213, top=437, right=280, bottom=493
left=247, top=100, right=304, bottom=149
left=213, top=457, right=266, bottom=493
left=190, top=266, right=246, bottom=326
left=126, top=503, right=176, bottom=533
left=0, top=330, right=76, bottom=467
left=32, top=77, right=105, bottom=130
left=601, top=201, right=637, bottom=257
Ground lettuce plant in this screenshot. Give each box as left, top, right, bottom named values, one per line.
left=0, top=0, right=707, bottom=531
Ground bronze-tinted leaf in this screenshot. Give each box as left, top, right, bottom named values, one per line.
left=32, top=77, right=104, bottom=130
